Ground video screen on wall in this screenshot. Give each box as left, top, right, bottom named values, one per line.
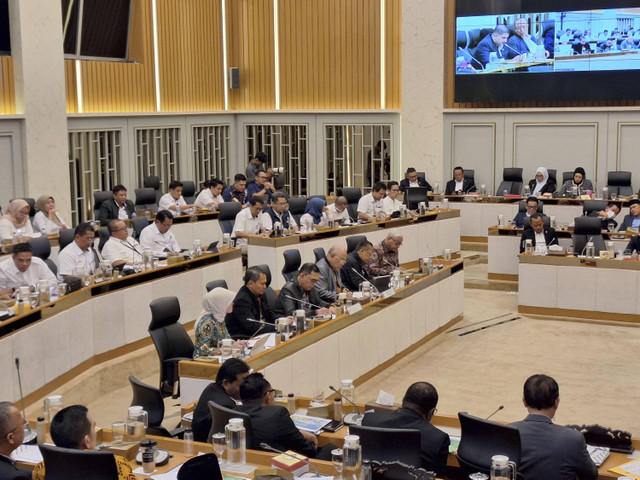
left=454, top=0, right=640, bottom=103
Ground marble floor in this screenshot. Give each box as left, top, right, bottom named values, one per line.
left=46, top=262, right=640, bottom=436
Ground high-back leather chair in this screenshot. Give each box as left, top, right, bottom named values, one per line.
left=135, top=187, right=158, bottom=212
left=144, top=175, right=162, bottom=203
left=207, top=400, right=254, bottom=445
left=573, top=216, right=606, bottom=255
left=218, top=202, right=242, bottom=235
left=546, top=169, right=557, bottom=187
left=96, top=226, right=110, bottom=252
left=349, top=425, right=422, bottom=466
left=128, top=376, right=182, bottom=437
left=496, top=168, right=523, bottom=196
left=346, top=235, right=367, bottom=254
left=132, top=216, right=150, bottom=239
left=457, top=412, right=522, bottom=478
left=253, top=264, right=277, bottom=310
left=59, top=229, right=75, bottom=252
left=282, top=249, right=301, bottom=282
left=93, top=191, right=113, bottom=221
left=148, top=296, right=194, bottom=397
left=39, top=444, right=119, bottom=480
left=342, top=187, right=362, bottom=222
left=607, top=171, right=633, bottom=197
left=583, top=200, right=607, bottom=217
left=313, top=247, right=326, bottom=263
left=464, top=169, right=475, bottom=185
left=287, top=197, right=308, bottom=225
left=562, top=171, right=573, bottom=184
left=27, top=236, right=57, bottom=275
left=180, top=181, right=197, bottom=204
left=205, top=279, right=228, bottom=292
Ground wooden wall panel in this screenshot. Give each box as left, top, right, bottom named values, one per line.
left=65, top=61, right=78, bottom=113
left=156, top=0, right=224, bottom=112
left=385, top=0, right=401, bottom=109
left=227, top=0, right=275, bottom=110
left=80, top=0, right=155, bottom=113
left=0, top=57, right=15, bottom=114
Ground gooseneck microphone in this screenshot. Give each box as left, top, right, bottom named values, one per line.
left=486, top=405, right=504, bottom=420
left=504, top=42, right=523, bottom=57
left=15, top=358, right=37, bottom=443
left=284, top=295, right=325, bottom=312
left=383, top=258, right=405, bottom=273
left=260, top=442, right=321, bottom=477
left=329, top=385, right=362, bottom=425
left=579, top=236, right=594, bottom=256
left=456, top=46, right=485, bottom=70
left=350, top=268, right=380, bottom=297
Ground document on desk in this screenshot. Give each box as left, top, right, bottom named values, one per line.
left=610, top=457, right=640, bottom=479
left=11, top=443, right=43, bottom=463
left=435, top=426, right=461, bottom=454
left=291, top=413, right=332, bottom=434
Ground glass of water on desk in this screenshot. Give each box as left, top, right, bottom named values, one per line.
left=212, top=432, right=226, bottom=465
left=332, top=448, right=344, bottom=479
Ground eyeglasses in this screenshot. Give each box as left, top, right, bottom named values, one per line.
left=4, top=419, right=27, bottom=437
left=264, top=389, right=276, bottom=396
left=390, top=188, right=400, bottom=193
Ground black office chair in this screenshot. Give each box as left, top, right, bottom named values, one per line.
left=135, top=187, right=158, bottom=212
left=207, top=400, right=254, bottom=446
left=606, top=171, right=633, bottom=197
left=562, top=171, right=573, bottom=184
left=39, top=444, right=119, bottom=480
left=518, top=200, right=543, bottom=214
left=181, top=181, right=197, bottom=204
left=254, top=264, right=278, bottom=311
left=457, top=412, right=522, bottom=478
left=218, top=202, right=242, bottom=235
left=342, top=187, right=362, bottom=222
left=27, top=236, right=57, bottom=275
left=464, top=169, right=475, bottom=185
left=205, top=279, right=229, bottom=292
left=523, top=216, right=551, bottom=229
left=547, top=169, right=557, bottom=186
left=129, top=376, right=184, bottom=437
left=177, top=453, right=223, bottom=480
left=93, top=191, right=113, bottom=223
left=132, top=216, right=150, bottom=240
left=144, top=175, right=162, bottom=204
left=350, top=425, right=422, bottom=467
left=583, top=200, right=608, bottom=217
left=313, top=247, right=326, bottom=263
left=309, top=195, right=327, bottom=203
left=288, top=197, right=308, bottom=225
left=59, top=229, right=75, bottom=251
left=96, top=226, right=110, bottom=252
left=282, top=249, right=301, bottom=282
left=148, top=296, right=195, bottom=398
left=573, top=216, right=606, bottom=255
left=346, top=235, right=367, bottom=254
left=496, top=168, right=523, bottom=196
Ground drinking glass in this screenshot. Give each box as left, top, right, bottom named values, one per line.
left=133, top=261, right=143, bottom=273
left=212, top=432, right=226, bottom=463
left=331, top=448, right=344, bottom=479
left=82, top=275, right=92, bottom=288
left=57, top=283, right=67, bottom=298
left=29, top=293, right=39, bottom=309
left=111, top=421, right=126, bottom=443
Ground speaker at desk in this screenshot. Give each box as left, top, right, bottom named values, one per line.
left=229, top=67, right=240, bottom=89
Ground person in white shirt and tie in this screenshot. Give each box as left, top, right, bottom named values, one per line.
left=101, top=220, right=143, bottom=267
left=57, top=223, right=96, bottom=280
left=139, top=210, right=181, bottom=256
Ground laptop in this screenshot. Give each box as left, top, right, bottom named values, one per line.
left=373, top=275, right=392, bottom=292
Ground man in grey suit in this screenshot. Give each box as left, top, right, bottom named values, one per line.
left=314, top=244, right=351, bottom=303
left=510, top=374, right=598, bottom=480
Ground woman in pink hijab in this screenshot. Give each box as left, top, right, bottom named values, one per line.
left=0, top=199, right=34, bottom=241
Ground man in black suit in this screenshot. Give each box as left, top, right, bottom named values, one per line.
left=445, top=166, right=476, bottom=195
left=513, top=196, right=545, bottom=228
left=192, top=358, right=251, bottom=442
left=510, top=374, right=598, bottom=480
left=399, top=167, right=432, bottom=193
left=475, top=25, right=521, bottom=68
left=225, top=267, right=277, bottom=338
left=520, top=213, right=557, bottom=253
left=274, top=263, right=334, bottom=317
left=0, top=401, right=32, bottom=479
left=97, top=184, right=136, bottom=226
left=340, top=239, right=374, bottom=291
left=361, top=382, right=450, bottom=476
left=618, top=198, right=640, bottom=232
left=235, top=373, right=336, bottom=460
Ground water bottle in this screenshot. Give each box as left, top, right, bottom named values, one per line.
left=503, top=189, right=508, bottom=197
left=132, top=212, right=137, bottom=218
left=126, top=406, right=148, bottom=442
left=333, top=398, right=343, bottom=421
left=340, top=379, right=354, bottom=406
left=225, top=418, right=246, bottom=467
left=40, top=227, right=46, bottom=237
left=175, top=202, right=181, bottom=215
left=287, top=393, right=296, bottom=414
left=343, top=435, right=362, bottom=480
left=36, top=417, right=46, bottom=445
left=183, top=426, right=194, bottom=456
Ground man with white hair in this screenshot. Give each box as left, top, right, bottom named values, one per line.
left=366, top=231, right=403, bottom=275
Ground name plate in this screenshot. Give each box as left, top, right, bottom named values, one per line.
left=346, top=303, right=363, bottom=315
left=381, top=288, right=395, bottom=299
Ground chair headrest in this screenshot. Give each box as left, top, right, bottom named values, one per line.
left=149, top=297, right=181, bottom=330
left=93, top=191, right=113, bottom=211
left=342, top=187, right=362, bottom=203
left=218, top=202, right=242, bottom=221
left=503, top=168, right=523, bottom=182
left=144, top=176, right=160, bottom=189
left=287, top=197, right=308, bottom=214
left=135, top=188, right=157, bottom=205
left=607, top=171, right=631, bottom=187
left=180, top=181, right=196, bottom=197
left=27, top=236, right=51, bottom=260
left=574, top=216, right=603, bottom=235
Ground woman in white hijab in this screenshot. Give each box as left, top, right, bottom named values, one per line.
left=528, top=167, right=556, bottom=196
left=193, top=288, right=246, bottom=359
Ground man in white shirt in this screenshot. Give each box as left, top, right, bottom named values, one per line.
left=194, top=178, right=225, bottom=210
left=158, top=181, right=196, bottom=213
left=261, top=192, right=298, bottom=233
left=232, top=197, right=267, bottom=247
left=382, top=181, right=402, bottom=215
left=357, top=182, right=387, bottom=222
left=326, top=196, right=350, bottom=223
left=139, top=210, right=181, bottom=256
left=0, top=243, right=56, bottom=299
left=57, top=223, right=96, bottom=280
left=101, top=220, right=143, bottom=266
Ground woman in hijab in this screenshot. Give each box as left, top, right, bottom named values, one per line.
left=33, top=195, right=68, bottom=234
left=557, top=167, right=594, bottom=197
left=193, top=288, right=246, bottom=359
left=300, top=197, right=328, bottom=227
left=0, top=199, right=34, bottom=241
left=528, top=167, right=556, bottom=196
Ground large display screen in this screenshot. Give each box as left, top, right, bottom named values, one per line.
left=454, top=0, right=640, bottom=103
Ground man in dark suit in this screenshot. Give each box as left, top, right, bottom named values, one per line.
left=274, top=263, right=333, bottom=317
left=340, top=239, right=374, bottom=291
left=507, top=17, right=551, bottom=59
left=192, top=358, right=251, bottom=442
left=445, top=166, right=476, bottom=195
left=225, top=267, right=277, bottom=338
left=361, top=382, right=450, bottom=476
left=513, top=196, right=545, bottom=228
left=235, top=373, right=336, bottom=460
left=97, top=184, right=136, bottom=226
left=0, top=402, right=31, bottom=479
left=618, top=199, right=640, bottom=232
left=475, top=25, right=521, bottom=68
left=315, top=244, right=349, bottom=303
left=510, top=374, right=598, bottom=480
left=399, top=167, right=432, bottom=193
left=520, top=213, right=557, bottom=253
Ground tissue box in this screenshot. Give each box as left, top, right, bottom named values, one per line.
left=271, top=451, right=309, bottom=476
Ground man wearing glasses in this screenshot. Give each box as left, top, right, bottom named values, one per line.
left=0, top=401, right=31, bottom=479
left=247, top=172, right=276, bottom=203
left=261, top=192, right=298, bottom=234
left=399, top=167, right=432, bottom=193
left=513, top=196, right=545, bottom=228
left=366, top=231, right=403, bottom=276
left=383, top=181, right=403, bottom=214
left=139, top=210, right=181, bottom=257
left=101, top=219, right=143, bottom=266
left=274, top=263, right=334, bottom=317
left=315, top=245, right=350, bottom=303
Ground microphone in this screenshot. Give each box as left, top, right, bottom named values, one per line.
left=457, top=46, right=484, bottom=70
left=504, top=42, right=523, bottom=57
left=284, top=295, right=326, bottom=312
left=424, top=244, right=443, bottom=269
left=328, top=385, right=362, bottom=425
left=486, top=405, right=504, bottom=420
left=350, top=268, right=379, bottom=297
left=579, top=236, right=594, bottom=256
left=15, top=358, right=37, bottom=444
left=548, top=236, right=559, bottom=247
left=260, top=442, right=321, bottom=477
left=383, top=258, right=405, bottom=273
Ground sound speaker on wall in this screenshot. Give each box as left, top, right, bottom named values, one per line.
left=229, top=67, right=240, bottom=89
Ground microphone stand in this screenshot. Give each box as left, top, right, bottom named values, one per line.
left=15, top=358, right=37, bottom=443
left=350, top=268, right=380, bottom=298
left=283, top=294, right=327, bottom=312
left=260, top=442, right=321, bottom=477
left=329, top=385, right=362, bottom=425
left=486, top=405, right=504, bottom=420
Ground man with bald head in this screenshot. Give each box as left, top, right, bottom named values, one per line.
left=101, top=219, right=143, bottom=266
left=0, top=401, right=31, bottom=479
left=367, top=231, right=403, bottom=275
left=315, top=244, right=351, bottom=303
